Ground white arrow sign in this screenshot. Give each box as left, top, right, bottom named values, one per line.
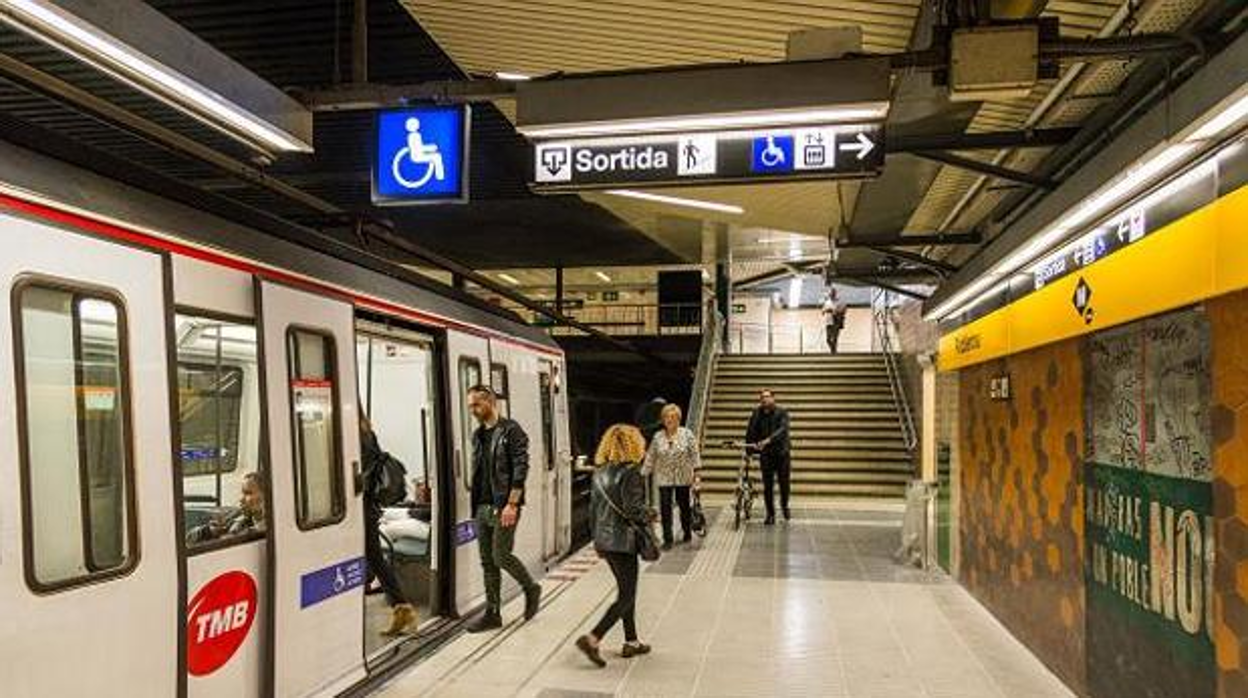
left=838, top=132, right=876, bottom=160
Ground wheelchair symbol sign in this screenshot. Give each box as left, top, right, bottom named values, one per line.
left=374, top=105, right=470, bottom=204
left=751, top=134, right=794, bottom=173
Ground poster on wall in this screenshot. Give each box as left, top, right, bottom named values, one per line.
left=1083, top=307, right=1215, bottom=698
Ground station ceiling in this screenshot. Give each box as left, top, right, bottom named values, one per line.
left=0, top=0, right=1234, bottom=296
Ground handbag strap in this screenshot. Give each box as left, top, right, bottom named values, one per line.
left=592, top=467, right=641, bottom=527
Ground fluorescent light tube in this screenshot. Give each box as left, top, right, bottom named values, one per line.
left=2, top=0, right=311, bottom=152
left=594, top=271, right=612, bottom=283
left=604, top=189, right=744, bottom=214
left=495, top=71, right=532, bottom=81
left=498, top=273, right=521, bottom=285
left=520, top=104, right=888, bottom=139
left=1186, top=91, right=1248, bottom=142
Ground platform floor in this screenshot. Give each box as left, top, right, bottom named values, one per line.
left=373, top=504, right=1075, bottom=698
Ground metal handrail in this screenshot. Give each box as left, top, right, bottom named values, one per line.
left=687, top=303, right=723, bottom=440
left=872, top=289, right=918, bottom=457
left=727, top=321, right=812, bottom=355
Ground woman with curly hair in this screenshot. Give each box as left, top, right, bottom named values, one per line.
left=575, top=423, right=653, bottom=666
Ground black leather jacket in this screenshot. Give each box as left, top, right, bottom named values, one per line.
left=471, top=418, right=530, bottom=508
left=591, top=463, right=648, bottom=554
left=746, top=406, right=790, bottom=457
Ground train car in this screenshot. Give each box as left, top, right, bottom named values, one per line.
left=0, top=139, right=574, bottom=698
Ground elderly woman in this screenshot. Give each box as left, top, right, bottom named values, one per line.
left=643, top=404, right=700, bottom=549
left=576, top=424, right=652, bottom=667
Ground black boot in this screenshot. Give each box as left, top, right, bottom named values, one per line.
left=466, top=610, right=502, bottom=633
left=524, top=585, right=542, bottom=621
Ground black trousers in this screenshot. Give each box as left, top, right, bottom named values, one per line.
left=826, top=324, right=842, bottom=353
left=658, top=485, right=692, bottom=544
left=365, top=504, right=407, bottom=606
left=760, top=453, right=791, bottom=519
left=592, top=551, right=639, bottom=642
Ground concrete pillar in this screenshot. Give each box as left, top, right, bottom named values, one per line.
left=919, top=352, right=938, bottom=483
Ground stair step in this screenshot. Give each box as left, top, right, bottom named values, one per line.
left=699, top=482, right=905, bottom=497
left=706, top=403, right=899, bottom=413
left=699, top=470, right=911, bottom=483
left=702, top=450, right=911, bottom=463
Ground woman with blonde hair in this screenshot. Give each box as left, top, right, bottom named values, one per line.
left=575, top=423, right=652, bottom=667
left=643, top=403, right=700, bottom=549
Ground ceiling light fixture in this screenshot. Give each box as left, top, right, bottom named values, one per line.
left=495, top=71, right=532, bottom=81
left=0, top=0, right=312, bottom=153
left=604, top=189, right=744, bottom=215
left=519, top=104, right=888, bottom=139
left=1185, top=89, right=1248, bottom=142
left=925, top=142, right=1200, bottom=321
left=498, top=273, right=521, bottom=285
left=594, top=271, right=612, bottom=283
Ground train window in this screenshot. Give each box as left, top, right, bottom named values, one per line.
left=175, top=315, right=265, bottom=550
left=490, top=362, right=510, bottom=418
left=458, top=357, right=481, bottom=492
left=539, top=371, right=555, bottom=471
left=14, top=282, right=136, bottom=590
left=287, top=328, right=344, bottom=529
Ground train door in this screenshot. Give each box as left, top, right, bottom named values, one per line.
left=171, top=256, right=267, bottom=698
left=356, top=324, right=443, bottom=660
left=447, top=330, right=488, bottom=612
left=258, top=281, right=365, bottom=697
left=0, top=215, right=177, bottom=696
left=537, top=360, right=563, bottom=561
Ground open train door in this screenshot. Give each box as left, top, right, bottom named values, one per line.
left=258, top=280, right=365, bottom=697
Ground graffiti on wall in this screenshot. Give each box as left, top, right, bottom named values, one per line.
left=1084, top=307, right=1215, bottom=698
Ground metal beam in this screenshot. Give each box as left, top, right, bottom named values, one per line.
left=910, top=150, right=1058, bottom=189
left=886, top=127, right=1077, bottom=153
left=837, top=275, right=931, bottom=301
left=300, top=79, right=518, bottom=112
left=837, top=232, right=982, bottom=247
left=865, top=245, right=959, bottom=277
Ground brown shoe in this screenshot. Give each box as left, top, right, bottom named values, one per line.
left=381, top=603, right=416, bottom=636
left=621, top=641, right=651, bottom=658
left=576, top=635, right=606, bottom=667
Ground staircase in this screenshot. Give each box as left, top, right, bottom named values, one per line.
left=698, top=353, right=913, bottom=500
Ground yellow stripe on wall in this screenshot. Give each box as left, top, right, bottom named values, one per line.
left=939, top=182, right=1248, bottom=371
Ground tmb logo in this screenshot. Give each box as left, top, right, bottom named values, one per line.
left=187, top=570, right=257, bottom=677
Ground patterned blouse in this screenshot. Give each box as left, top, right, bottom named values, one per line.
left=643, top=426, right=700, bottom=487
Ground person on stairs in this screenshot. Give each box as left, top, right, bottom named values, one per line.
left=465, top=385, right=542, bottom=633
left=642, top=403, right=700, bottom=549
left=821, top=288, right=848, bottom=353
left=746, top=388, right=792, bottom=524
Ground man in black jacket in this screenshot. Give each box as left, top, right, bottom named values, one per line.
left=746, top=388, right=791, bottom=524
left=465, top=385, right=542, bottom=632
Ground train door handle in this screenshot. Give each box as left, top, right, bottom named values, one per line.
left=352, top=460, right=364, bottom=496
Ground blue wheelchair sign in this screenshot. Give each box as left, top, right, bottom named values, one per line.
left=750, top=134, right=794, bottom=174
left=373, top=105, right=470, bottom=204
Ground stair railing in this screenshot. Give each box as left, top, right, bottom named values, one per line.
left=872, top=288, right=918, bottom=460
left=687, top=302, right=724, bottom=441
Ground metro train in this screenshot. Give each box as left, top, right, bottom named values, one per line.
left=0, top=140, right=574, bottom=698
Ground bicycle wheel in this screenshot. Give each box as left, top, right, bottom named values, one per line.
left=733, top=488, right=744, bottom=530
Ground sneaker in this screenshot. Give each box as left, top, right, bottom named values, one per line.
left=465, top=611, right=502, bottom=634
left=524, top=584, right=542, bottom=621
left=381, top=603, right=417, bottom=636
left=576, top=635, right=606, bottom=667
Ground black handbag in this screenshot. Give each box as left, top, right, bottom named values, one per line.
left=594, top=471, right=661, bottom=562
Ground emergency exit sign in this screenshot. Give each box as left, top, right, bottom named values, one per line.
left=530, top=123, right=884, bottom=191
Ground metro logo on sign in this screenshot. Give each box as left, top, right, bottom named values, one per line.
left=187, top=571, right=257, bottom=677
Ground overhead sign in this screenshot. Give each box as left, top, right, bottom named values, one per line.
left=530, top=123, right=883, bottom=191
left=373, top=105, right=470, bottom=205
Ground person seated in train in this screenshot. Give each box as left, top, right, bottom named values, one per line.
left=360, top=413, right=417, bottom=636
left=186, top=471, right=265, bottom=544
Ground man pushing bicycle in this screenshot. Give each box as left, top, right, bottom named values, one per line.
left=745, top=388, right=791, bottom=525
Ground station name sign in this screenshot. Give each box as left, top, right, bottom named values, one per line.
left=529, top=123, right=884, bottom=191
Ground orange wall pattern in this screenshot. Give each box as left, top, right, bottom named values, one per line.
left=1208, top=291, right=1248, bottom=698
left=958, top=339, right=1087, bottom=695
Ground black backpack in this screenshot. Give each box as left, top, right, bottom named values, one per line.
left=366, top=449, right=408, bottom=507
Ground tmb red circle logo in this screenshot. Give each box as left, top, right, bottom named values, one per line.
left=187, top=570, right=258, bottom=677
